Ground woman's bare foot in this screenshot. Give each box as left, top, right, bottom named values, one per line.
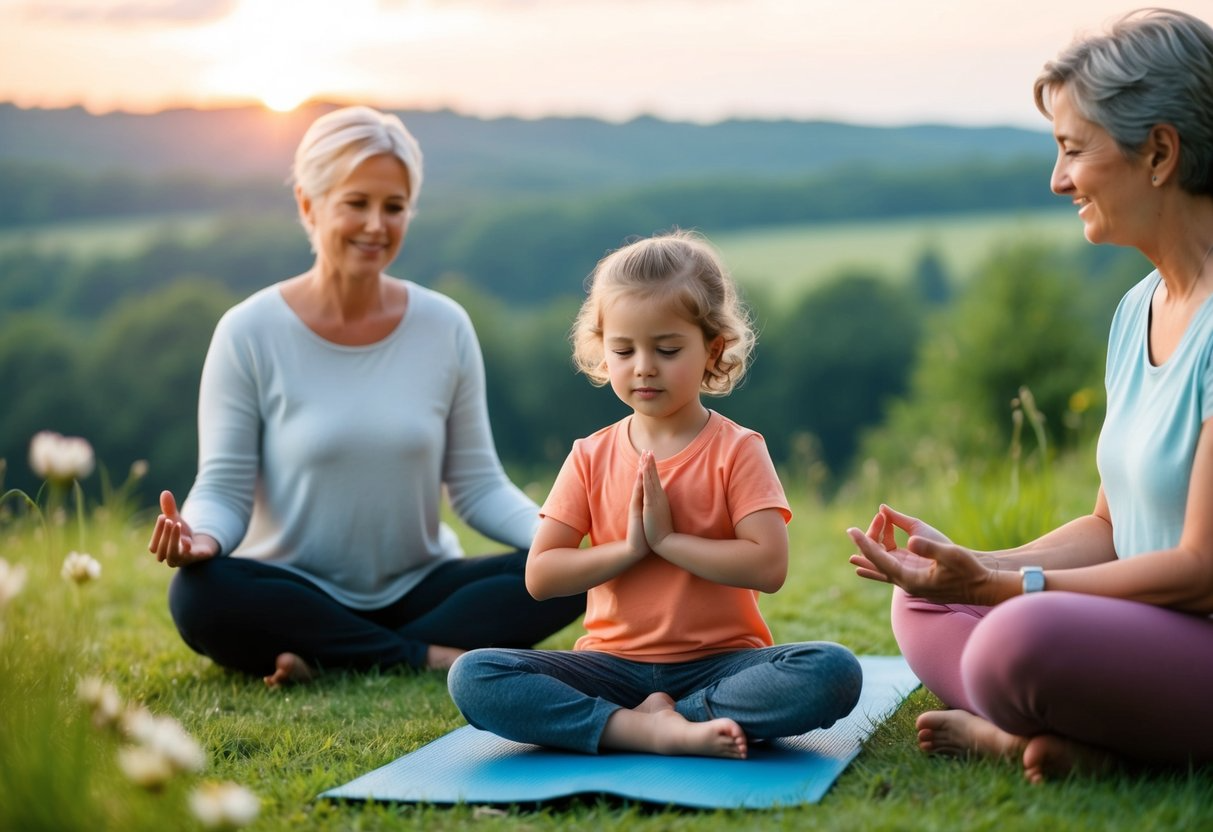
left=916, top=709, right=1025, bottom=759
left=263, top=652, right=314, bottom=688
left=1022, top=733, right=1115, bottom=784
left=601, top=697, right=747, bottom=759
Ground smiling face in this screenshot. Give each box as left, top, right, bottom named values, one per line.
left=602, top=293, right=721, bottom=432
left=299, top=152, right=410, bottom=281
left=1048, top=84, right=1155, bottom=248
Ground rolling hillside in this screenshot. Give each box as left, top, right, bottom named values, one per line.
left=0, top=102, right=1054, bottom=196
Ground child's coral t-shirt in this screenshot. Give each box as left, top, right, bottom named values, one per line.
left=540, top=410, right=792, bottom=662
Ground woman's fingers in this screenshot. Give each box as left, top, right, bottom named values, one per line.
left=149, top=515, right=167, bottom=558
left=880, top=504, right=916, bottom=531
left=166, top=523, right=186, bottom=570
left=150, top=491, right=187, bottom=564
left=907, top=534, right=951, bottom=562
left=847, top=527, right=901, bottom=579
left=864, top=511, right=884, bottom=540
left=877, top=507, right=897, bottom=549
left=848, top=554, right=891, bottom=583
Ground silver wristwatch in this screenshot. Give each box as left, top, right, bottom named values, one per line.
left=1019, top=565, right=1045, bottom=594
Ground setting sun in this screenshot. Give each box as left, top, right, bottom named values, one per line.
left=190, top=0, right=383, bottom=111
left=167, top=0, right=480, bottom=113
left=255, top=81, right=314, bottom=113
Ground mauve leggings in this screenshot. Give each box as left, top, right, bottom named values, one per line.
left=891, top=588, right=1213, bottom=765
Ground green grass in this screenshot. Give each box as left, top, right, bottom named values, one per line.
left=715, top=207, right=1085, bottom=301
left=1, top=452, right=1211, bottom=831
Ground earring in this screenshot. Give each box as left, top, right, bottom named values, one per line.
left=1152, top=175, right=1159, bottom=184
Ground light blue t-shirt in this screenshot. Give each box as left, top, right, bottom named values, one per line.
left=1097, top=271, right=1213, bottom=559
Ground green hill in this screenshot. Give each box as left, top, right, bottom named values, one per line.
left=0, top=102, right=1053, bottom=197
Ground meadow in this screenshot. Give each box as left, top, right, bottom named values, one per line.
left=0, top=211, right=226, bottom=259
left=3, top=437, right=1211, bottom=831
left=0, top=205, right=1083, bottom=296
left=715, top=207, right=1084, bottom=301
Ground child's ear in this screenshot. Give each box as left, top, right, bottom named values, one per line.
left=708, top=336, right=725, bottom=361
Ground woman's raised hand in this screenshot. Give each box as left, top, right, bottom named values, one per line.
left=847, top=505, right=999, bottom=605
left=148, top=490, right=219, bottom=568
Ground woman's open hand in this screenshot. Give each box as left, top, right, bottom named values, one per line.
left=847, top=504, right=999, bottom=605
left=148, top=490, right=219, bottom=568
left=849, top=504, right=951, bottom=579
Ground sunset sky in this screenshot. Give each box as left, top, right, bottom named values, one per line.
left=1, top=1, right=1209, bottom=127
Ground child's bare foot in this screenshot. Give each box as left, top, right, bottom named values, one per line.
left=1022, top=733, right=1115, bottom=784
left=602, top=701, right=747, bottom=759
left=426, top=645, right=466, bottom=670
left=916, top=709, right=1025, bottom=759
left=634, top=692, right=676, bottom=714
left=263, top=652, right=314, bottom=688
left=653, top=710, right=748, bottom=759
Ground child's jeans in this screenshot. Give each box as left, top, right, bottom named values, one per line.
left=448, top=641, right=862, bottom=753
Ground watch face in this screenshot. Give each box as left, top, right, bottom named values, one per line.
left=1021, top=567, right=1045, bottom=593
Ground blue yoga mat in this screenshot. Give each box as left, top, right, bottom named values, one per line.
left=321, top=655, right=918, bottom=810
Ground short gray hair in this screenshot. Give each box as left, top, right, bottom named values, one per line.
left=291, top=105, right=424, bottom=215
left=1033, top=8, right=1213, bottom=196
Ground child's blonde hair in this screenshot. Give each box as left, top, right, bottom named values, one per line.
left=571, top=229, right=755, bottom=396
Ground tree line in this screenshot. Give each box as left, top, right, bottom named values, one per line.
left=0, top=215, right=1146, bottom=507
left=2, top=157, right=1061, bottom=315
left=2, top=155, right=1151, bottom=506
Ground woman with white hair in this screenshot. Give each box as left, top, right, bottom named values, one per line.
left=148, top=105, right=583, bottom=686
left=849, top=8, right=1213, bottom=782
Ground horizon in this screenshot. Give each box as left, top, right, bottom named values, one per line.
left=0, top=97, right=1054, bottom=134
left=2, top=1, right=1209, bottom=129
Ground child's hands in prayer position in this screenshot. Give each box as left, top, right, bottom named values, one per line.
left=638, top=450, right=675, bottom=551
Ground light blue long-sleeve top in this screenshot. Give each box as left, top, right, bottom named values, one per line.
left=1098, top=271, right=1213, bottom=559
left=181, top=279, right=540, bottom=609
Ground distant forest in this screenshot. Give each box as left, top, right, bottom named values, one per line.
left=0, top=101, right=1052, bottom=183
left=1, top=104, right=1143, bottom=508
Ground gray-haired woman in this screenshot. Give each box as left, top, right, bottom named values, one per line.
left=147, top=105, right=583, bottom=686
left=849, top=8, right=1213, bottom=782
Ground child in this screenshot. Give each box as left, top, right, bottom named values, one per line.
left=447, top=230, right=862, bottom=758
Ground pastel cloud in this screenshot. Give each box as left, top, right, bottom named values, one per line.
left=21, top=0, right=236, bottom=25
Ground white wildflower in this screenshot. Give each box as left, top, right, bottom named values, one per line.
left=61, top=551, right=101, bottom=584
left=28, top=431, right=95, bottom=483
left=142, top=714, right=206, bottom=773
left=0, top=558, right=27, bottom=607
left=119, top=705, right=157, bottom=743
left=77, top=676, right=123, bottom=728
left=129, top=459, right=149, bottom=480
left=117, top=745, right=174, bottom=791
left=189, top=782, right=261, bottom=829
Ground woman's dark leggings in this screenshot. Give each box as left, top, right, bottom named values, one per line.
left=168, top=551, right=585, bottom=676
